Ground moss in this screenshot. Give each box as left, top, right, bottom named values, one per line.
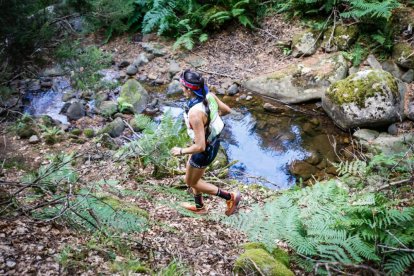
left=234, top=248, right=294, bottom=276
left=70, top=128, right=82, bottom=136
left=118, top=79, right=147, bottom=114
left=101, top=196, right=149, bottom=219
left=333, top=25, right=359, bottom=50
left=393, top=42, right=414, bottom=69
left=242, top=242, right=267, bottom=251
left=266, top=66, right=297, bottom=81
left=271, top=248, right=290, bottom=267
left=84, top=128, right=95, bottom=138
left=326, top=70, right=398, bottom=108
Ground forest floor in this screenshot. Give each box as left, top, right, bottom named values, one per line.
left=1, top=15, right=304, bottom=275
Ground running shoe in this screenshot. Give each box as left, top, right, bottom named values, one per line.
left=225, top=192, right=241, bottom=216
left=180, top=202, right=208, bottom=215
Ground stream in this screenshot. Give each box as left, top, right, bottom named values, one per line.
left=23, top=77, right=348, bottom=190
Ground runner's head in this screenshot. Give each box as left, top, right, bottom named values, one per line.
left=180, top=69, right=207, bottom=99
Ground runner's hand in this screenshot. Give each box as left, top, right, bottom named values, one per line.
left=171, top=147, right=182, bottom=156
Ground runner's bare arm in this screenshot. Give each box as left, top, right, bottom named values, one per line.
left=171, top=110, right=206, bottom=156
left=210, top=93, right=231, bottom=116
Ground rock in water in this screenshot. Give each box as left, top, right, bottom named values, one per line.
left=118, top=79, right=148, bottom=114
left=322, top=70, right=405, bottom=130
left=66, top=102, right=85, bottom=121
left=243, top=53, right=348, bottom=104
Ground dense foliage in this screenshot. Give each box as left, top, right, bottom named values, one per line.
left=225, top=153, right=414, bottom=274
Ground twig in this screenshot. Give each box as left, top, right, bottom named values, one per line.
left=247, top=257, right=265, bottom=276
left=376, top=178, right=413, bottom=191
left=378, top=244, right=414, bottom=253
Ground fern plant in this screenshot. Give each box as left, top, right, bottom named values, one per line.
left=224, top=179, right=414, bottom=274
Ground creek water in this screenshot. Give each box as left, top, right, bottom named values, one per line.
left=24, top=78, right=347, bottom=190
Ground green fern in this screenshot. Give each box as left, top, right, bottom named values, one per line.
left=340, top=0, right=399, bottom=20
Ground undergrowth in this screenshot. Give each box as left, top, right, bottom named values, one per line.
left=224, top=152, right=414, bottom=274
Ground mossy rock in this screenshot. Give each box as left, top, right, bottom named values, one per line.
left=118, top=79, right=148, bottom=114
left=98, top=133, right=119, bottom=150
left=393, top=42, right=414, bottom=69
left=321, top=25, right=359, bottom=52
left=322, top=70, right=404, bottom=129
left=17, top=125, right=37, bottom=139
left=70, top=128, right=82, bottom=136
left=234, top=248, right=294, bottom=276
left=271, top=248, right=290, bottom=267
left=291, top=29, right=320, bottom=57
left=99, top=117, right=125, bottom=138
left=98, top=101, right=118, bottom=117
left=241, top=242, right=267, bottom=251
left=84, top=128, right=95, bottom=138
left=326, top=70, right=398, bottom=107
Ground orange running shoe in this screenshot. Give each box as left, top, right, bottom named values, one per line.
left=180, top=202, right=208, bottom=215
left=225, top=192, right=241, bottom=216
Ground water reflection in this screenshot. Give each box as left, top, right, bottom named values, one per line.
left=222, top=111, right=309, bottom=189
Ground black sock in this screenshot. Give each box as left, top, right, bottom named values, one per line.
left=216, top=189, right=231, bottom=200
left=194, top=194, right=204, bottom=209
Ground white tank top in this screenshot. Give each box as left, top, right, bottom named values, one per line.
left=183, top=94, right=224, bottom=143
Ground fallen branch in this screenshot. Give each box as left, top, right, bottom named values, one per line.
left=376, top=178, right=413, bottom=191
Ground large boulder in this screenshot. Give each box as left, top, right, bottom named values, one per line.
left=291, top=29, right=319, bottom=57
left=99, top=117, right=125, bottom=138
left=118, top=79, right=148, bottom=114
left=322, top=70, right=404, bottom=130
left=321, top=25, right=359, bottom=52
left=243, top=53, right=348, bottom=104
left=392, top=42, right=414, bottom=70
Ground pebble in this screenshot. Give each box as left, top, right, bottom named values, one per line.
left=6, top=260, right=16, bottom=268
left=29, top=135, right=40, bottom=144
left=246, top=95, right=253, bottom=101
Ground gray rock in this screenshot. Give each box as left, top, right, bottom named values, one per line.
left=393, top=42, right=414, bottom=69
left=289, top=160, right=317, bottom=181
left=169, top=60, right=181, bottom=78
left=322, top=70, right=405, bottom=129
left=216, top=88, right=225, bottom=95
left=133, top=52, right=150, bottom=67
left=97, top=101, right=118, bottom=117
left=407, top=101, right=414, bottom=121
left=68, top=15, right=84, bottom=32
left=98, top=69, right=120, bottom=83
left=142, top=43, right=167, bottom=57
left=66, top=102, right=85, bottom=121
left=381, top=60, right=405, bottom=79
left=243, top=53, right=348, bottom=104
left=118, top=61, right=130, bottom=69
left=321, top=25, right=359, bottom=52
left=292, top=29, right=319, bottom=57
left=126, top=64, right=138, bottom=76
left=263, top=103, right=288, bottom=113
left=401, top=69, right=414, bottom=83
left=227, top=84, right=239, bottom=96
left=246, top=95, right=253, bottom=101
left=358, top=132, right=414, bottom=156
left=27, top=80, right=41, bottom=91
left=118, top=79, right=149, bottom=114
left=367, top=54, right=382, bottom=70
left=40, top=80, right=53, bottom=88
left=100, top=117, right=125, bottom=138
left=348, top=66, right=359, bottom=75
left=6, top=260, right=16, bottom=268
left=353, top=129, right=380, bottom=142
left=62, top=90, right=76, bottom=102
left=29, top=135, right=40, bottom=144
left=388, top=123, right=399, bottom=135
left=42, top=65, right=64, bottom=77
left=167, top=80, right=183, bottom=96
left=305, top=150, right=321, bottom=165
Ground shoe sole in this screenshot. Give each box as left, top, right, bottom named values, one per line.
left=225, top=192, right=241, bottom=216
left=180, top=202, right=208, bottom=215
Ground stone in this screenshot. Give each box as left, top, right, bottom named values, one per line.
left=62, top=90, right=76, bottom=102
left=166, top=80, right=183, bottom=96
left=40, top=80, right=53, bottom=88
left=27, top=80, right=41, bottom=91
left=289, top=160, right=317, bottom=181
left=6, top=260, right=16, bottom=268
left=29, top=135, right=40, bottom=144
left=126, top=64, right=138, bottom=76
left=348, top=66, right=359, bottom=75
left=322, top=70, right=405, bottom=129
left=133, top=52, right=150, bottom=67
left=227, top=84, right=239, bottom=96
left=401, top=69, right=414, bottom=83
left=381, top=60, right=405, bottom=79
left=68, top=15, right=84, bottom=32
left=16, top=124, right=36, bottom=139
left=169, top=60, right=181, bottom=78
left=359, top=132, right=414, bottom=156
left=291, top=29, right=319, bottom=57
left=98, top=69, right=120, bottom=83
left=353, top=129, right=380, bottom=142
left=243, top=53, right=348, bottom=104
left=141, top=43, right=167, bottom=57
left=118, top=79, right=149, bottom=114
left=246, top=95, right=253, bottom=101
left=388, top=123, right=399, bottom=135
left=97, top=101, right=118, bottom=117
left=66, top=102, right=85, bottom=121
left=42, top=65, right=64, bottom=77
left=234, top=248, right=294, bottom=276
left=99, top=117, right=125, bottom=138
left=305, top=150, right=321, bottom=165
left=263, top=103, right=288, bottom=113
left=393, top=42, right=414, bottom=69
left=321, top=25, right=359, bottom=52
left=118, top=61, right=130, bottom=69
left=99, top=133, right=119, bottom=150
left=406, top=100, right=414, bottom=121
left=366, top=54, right=382, bottom=70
